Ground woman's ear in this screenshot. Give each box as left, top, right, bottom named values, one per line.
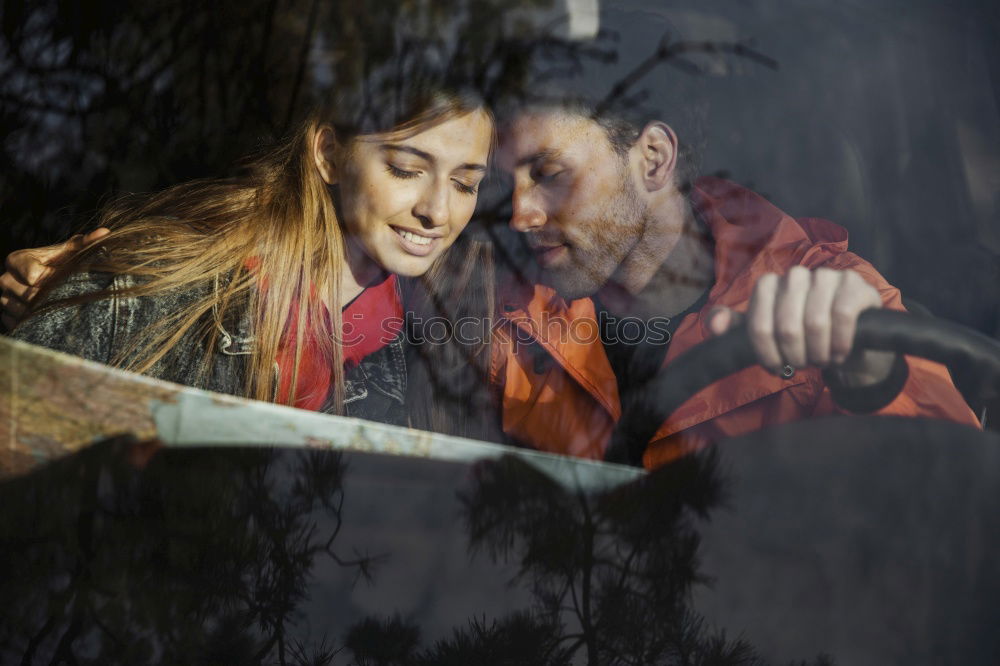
left=313, top=125, right=340, bottom=185
left=636, top=121, right=678, bottom=192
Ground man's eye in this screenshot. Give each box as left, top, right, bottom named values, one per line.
left=533, top=165, right=564, bottom=183
left=386, top=164, right=420, bottom=179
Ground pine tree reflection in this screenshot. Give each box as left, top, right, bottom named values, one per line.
left=341, top=452, right=831, bottom=665
left=455, top=452, right=762, bottom=665
left=0, top=440, right=375, bottom=665
left=344, top=611, right=571, bottom=665
left=344, top=615, right=422, bottom=666
left=2, top=441, right=842, bottom=665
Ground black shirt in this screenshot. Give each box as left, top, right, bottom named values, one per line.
left=594, top=286, right=712, bottom=403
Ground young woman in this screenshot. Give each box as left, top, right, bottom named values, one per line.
left=10, top=84, right=497, bottom=434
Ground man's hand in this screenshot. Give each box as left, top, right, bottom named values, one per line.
left=707, top=266, right=896, bottom=387
left=0, top=228, right=110, bottom=330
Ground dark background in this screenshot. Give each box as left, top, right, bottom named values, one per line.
left=2, top=0, right=998, bottom=333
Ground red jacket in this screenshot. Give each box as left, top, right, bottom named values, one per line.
left=490, top=178, right=980, bottom=468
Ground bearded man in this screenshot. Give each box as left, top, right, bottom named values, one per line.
left=489, top=102, right=979, bottom=467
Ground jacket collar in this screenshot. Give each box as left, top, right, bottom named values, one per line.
left=501, top=280, right=622, bottom=419
left=690, top=176, right=849, bottom=312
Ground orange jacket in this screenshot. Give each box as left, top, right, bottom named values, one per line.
left=490, top=178, right=980, bottom=468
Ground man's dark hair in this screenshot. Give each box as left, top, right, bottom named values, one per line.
left=594, top=112, right=641, bottom=159
left=487, top=6, right=714, bottom=188
left=496, top=91, right=700, bottom=188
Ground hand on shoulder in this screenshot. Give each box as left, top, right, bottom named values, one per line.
left=1, top=228, right=110, bottom=330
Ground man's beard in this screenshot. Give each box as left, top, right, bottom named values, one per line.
left=541, top=176, right=648, bottom=301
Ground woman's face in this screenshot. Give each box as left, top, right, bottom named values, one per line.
left=330, top=109, right=493, bottom=278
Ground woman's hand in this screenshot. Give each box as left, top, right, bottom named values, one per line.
left=1, top=228, right=110, bottom=330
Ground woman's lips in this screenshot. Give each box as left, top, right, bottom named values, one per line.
left=392, top=226, right=441, bottom=257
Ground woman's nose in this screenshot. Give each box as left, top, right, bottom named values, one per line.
left=412, top=179, right=450, bottom=227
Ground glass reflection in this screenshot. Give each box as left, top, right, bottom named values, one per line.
left=3, top=441, right=843, bottom=665
left=340, top=452, right=834, bottom=665
left=0, top=440, right=370, bottom=665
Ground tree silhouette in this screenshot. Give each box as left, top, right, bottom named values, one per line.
left=343, top=615, right=421, bottom=666
left=415, top=611, right=572, bottom=665
left=339, top=452, right=834, bottom=666
left=459, top=451, right=750, bottom=665
left=341, top=610, right=573, bottom=666
left=0, top=0, right=319, bottom=251
left=0, top=441, right=377, bottom=665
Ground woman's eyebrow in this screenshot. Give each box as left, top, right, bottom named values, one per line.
left=382, top=144, right=433, bottom=162
left=381, top=144, right=486, bottom=172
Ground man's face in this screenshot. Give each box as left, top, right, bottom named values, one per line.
left=497, top=110, right=647, bottom=300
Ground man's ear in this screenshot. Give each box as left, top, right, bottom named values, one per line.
left=313, top=125, right=340, bottom=185
left=635, top=122, right=678, bottom=192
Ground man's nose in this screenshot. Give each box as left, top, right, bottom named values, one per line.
left=509, top=188, right=546, bottom=232
left=413, top=179, right=449, bottom=227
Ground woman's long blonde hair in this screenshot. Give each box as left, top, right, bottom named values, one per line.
left=27, top=90, right=494, bottom=416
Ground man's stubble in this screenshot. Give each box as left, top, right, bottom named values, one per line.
left=543, top=168, right=650, bottom=302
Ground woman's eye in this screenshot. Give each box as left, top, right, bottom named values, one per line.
left=453, top=180, right=478, bottom=195
left=386, top=164, right=420, bottom=179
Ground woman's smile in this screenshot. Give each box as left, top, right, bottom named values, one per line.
left=392, top=226, right=442, bottom=256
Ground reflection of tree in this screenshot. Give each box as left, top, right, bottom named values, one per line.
left=1, top=0, right=315, bottom=251
left=0, top=441, right=375, bottom=665
left=418, top=612, right=570, bottom=665
left=344, top=615, right=421, bottom=666
left=344, top=611, right=570, bottom=665
left=340, top=452, right=833, bottom=665
left=460, top=452, right=754, bottom=665
left=1, top=442, right=839, bottom=665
